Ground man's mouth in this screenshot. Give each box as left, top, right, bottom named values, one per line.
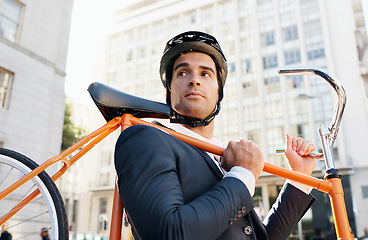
left=185, top=91, right=204, bottom=98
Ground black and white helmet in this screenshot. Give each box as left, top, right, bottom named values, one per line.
left=159, top=31, right=228, bottom=127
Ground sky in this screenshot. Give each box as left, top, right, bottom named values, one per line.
left=65, top=0, right=115, bottom=105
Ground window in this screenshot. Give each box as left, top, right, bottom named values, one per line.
left=241, top=59, right=251, bottom=73
left=290, top=75, right=303, bottom=88
left=0, top=0, right=24, bottom=42
left=98, top=198, right=108, bottom=231
left=297, top=124, right=303, bottom=137
left=262, top=54, right=278, bottom=69
left=229, top=62, right=236, bottom=72
left=307, top=48, right=325, bottom=60
left=242, top=82, right=251, bottom=89
left=99, top=172, right=110, bottom=186
left=137, top=47, right=145, bottom=58
left=187, top=11, right=196, bottom=23
left=72, top=200, right=78, bottom=223
left=282, top=25, right=298, bottom=42
left=0, top=67, right=13, bottom=108
left=284, top=49, right=301, bottom=65
left=252, top=187, right=263, bottom=217
left=126, top=49, right=132, bottom=62
left=99, top=198, right=107, bottom=214
left=362, top=186, right=368, bottom=199
left=264, top=76, right=279, bottom=85
left=262, top=31, right=275, bottom=46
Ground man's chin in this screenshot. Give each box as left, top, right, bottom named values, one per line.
left=174, top=109, right=206, bottom=120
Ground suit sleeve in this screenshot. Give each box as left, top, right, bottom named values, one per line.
left=114, top=125, right=254, bottom=240
left=262, top=182, right=316, bottom=240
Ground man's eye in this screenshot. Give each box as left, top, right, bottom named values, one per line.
left=178, top=71, right=187, bottom=76
left=202, top=72, right=210, bottom=77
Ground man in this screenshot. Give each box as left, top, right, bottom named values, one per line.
left=115, top=31, right=317, bottom=239
left=0, top=223, right=12, bottom=240
left=313, top=228, right=325, bottom=240
left=40, top=228, right=50, bottom=240
left=325, top=225, right=336, bottom=240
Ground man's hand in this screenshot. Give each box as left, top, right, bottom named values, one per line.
left=284, top=133, right=317, bottom=176
left=222, top=139, right=265, bottom=180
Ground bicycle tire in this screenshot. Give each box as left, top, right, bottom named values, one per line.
left=0, top=148, right=69, bottom=240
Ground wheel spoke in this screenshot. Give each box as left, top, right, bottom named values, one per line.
left=0, top=148, right=68, bottom=240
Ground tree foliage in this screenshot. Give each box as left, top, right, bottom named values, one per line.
left=61, top=102, right=86, bottom=152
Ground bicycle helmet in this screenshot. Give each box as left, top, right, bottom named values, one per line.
left=159, top=31, right=228, bottom=127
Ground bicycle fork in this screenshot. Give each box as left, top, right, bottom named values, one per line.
left=319, top=126, right=351, bottom=240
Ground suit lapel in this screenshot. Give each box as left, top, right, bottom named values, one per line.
left=152, top=121, right=224, bottom=180
left=195, top=148, right=224, bottom=180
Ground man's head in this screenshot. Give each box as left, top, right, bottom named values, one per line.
left=314, top=228, right=323, bottom=236
left=160, top=31, right=227, bottom=127
left=1, top=222, right=9, bottom=231
left=170, top=51, right=219, bottom=121
left=40, top=228, right=48, bottom=237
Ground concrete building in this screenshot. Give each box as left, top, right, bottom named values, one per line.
left=73, top=0, right=368, bottom=238
left=0, top=0, right=74, bottom=169
left=0, top=0, right=74, bottom=237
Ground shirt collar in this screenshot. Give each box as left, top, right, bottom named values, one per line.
left=165, top=122, right=223, bottom=147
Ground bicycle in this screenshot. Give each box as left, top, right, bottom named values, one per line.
left=0, top=66, right=352, bottom=239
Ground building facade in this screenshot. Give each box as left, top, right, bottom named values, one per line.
left=0, top=0, right=74, bottom=167
left=0, top=0, right=74, bottom=237
left=74, top=0, right=368, bottom=238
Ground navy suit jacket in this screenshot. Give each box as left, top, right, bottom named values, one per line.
left=114, top=125, right=315, bottom=240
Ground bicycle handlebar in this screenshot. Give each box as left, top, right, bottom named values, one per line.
left=278, top=66, right=347, bottom=148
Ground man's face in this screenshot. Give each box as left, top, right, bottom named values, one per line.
left=170, top=52, right=219, bottom=120
left=2, top=223, right=8, bottom=231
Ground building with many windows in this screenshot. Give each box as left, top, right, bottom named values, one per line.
left=0, top=0, right=74, bottom=237
left=74, top=0, right=368, bottom=238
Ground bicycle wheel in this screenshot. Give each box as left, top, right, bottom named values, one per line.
left=0, top=148, right=68, bottom=240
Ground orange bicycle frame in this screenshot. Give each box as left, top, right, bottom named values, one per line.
left=0, top=66, right=352, bottom=239
left=0, top=114, right=351, bottom=239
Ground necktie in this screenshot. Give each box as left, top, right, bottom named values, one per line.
left=214, top=155, right=224, bottom=174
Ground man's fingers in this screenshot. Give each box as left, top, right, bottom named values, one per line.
left=298, top=140, right=310, bottom=155
left=305, top=143, right=315, bottom=155
left=285, top=133, right=292, bottom=149
left=296, top=138, right=304, bottom=152
left=285, top=134, right=318, bottom=157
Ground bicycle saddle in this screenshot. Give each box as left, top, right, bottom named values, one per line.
left=87, top=82, right=170, bottom=122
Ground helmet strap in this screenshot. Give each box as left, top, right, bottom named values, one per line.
left=169, top=103, right=221, bottom=127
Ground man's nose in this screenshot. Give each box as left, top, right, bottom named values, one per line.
left=188, top=75, right=201, bottom=86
